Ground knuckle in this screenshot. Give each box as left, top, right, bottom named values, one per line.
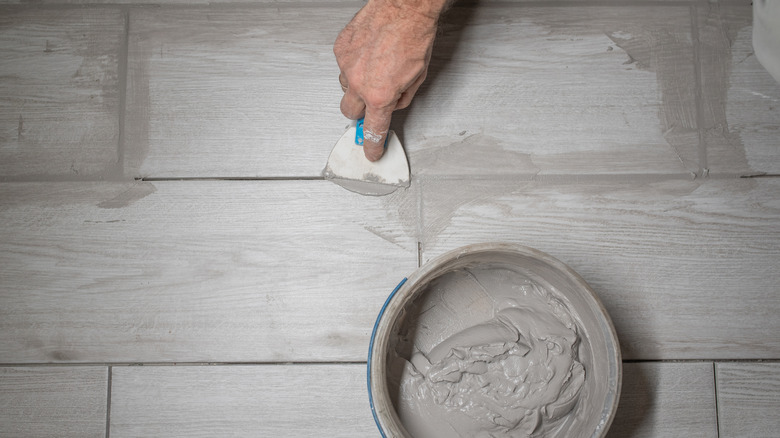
left=362, top=89, right=396, bottom=110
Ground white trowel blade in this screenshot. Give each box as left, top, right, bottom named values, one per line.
left=323, top=126, right=411, bottom=196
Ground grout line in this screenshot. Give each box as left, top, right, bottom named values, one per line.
left=137, top=176, right=325, bottom=182
left=4, top=358, right=780, bottom=368
left=465, top=0, right=708, bottom=4
left=0, top=2, right=362, bottom=10
left=0, top=1, right=710, bottom=11
left=713, top=362, right=721, bottom=438
left=0, top=361, right=371, bottom=367
left=105, top=366, right=112, bottom=438
left=3, top=171, right=767, bottom=184
left=690, top=3, right=709, bottom=178
left=623, top=358, right=780, bottom=363
left=740, top=173, right=780, bottom=178
left=424, top=172, right=699, bottom=183
left=458, top=0, right=711, bottom=6
left=116, top=8, right=130, bottom=180
left=109, top=361, right=371, bottom=367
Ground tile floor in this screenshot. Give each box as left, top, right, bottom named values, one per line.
left=1, top=1, right=779, bottom=437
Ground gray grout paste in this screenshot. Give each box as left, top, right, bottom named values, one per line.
left=387, top=267, right=592, bottom=437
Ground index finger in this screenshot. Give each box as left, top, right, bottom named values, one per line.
left=362, top=106, right=393, bottom=162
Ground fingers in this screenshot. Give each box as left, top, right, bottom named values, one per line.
left=395, top=69, right=427, bottom=110
left=338, top=72, right=366, bottom=119
left=362, top=105, right=393, bottom=162
left=340, top=87, right=366, bottom=120
left=338, top=73, right=348, bottom=93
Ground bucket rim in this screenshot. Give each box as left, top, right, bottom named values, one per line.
left=366, top=242, right=622, bottom=438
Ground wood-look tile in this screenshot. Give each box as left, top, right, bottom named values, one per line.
left=697, top=4, right=780, bottom=176
left=0, top=367, right=107, bottom=438
left=0, top=0, right=698, bottom=6
left=109, top=362, right=718, bottom=438
left=126, top=4, right=700, bottom=179
left=421, top=178, right=780, bottom=360
left=110, top=364, right=376, bottom=438
left=0, top=8, right=122, bottom=180
left=125, top=6, right=350, bottom=178
left=0, top=180, right=417, bottom=363
left=716, top=362, right=780, bottom=438
left=405, top=5, right=699, bottom=178
left=607, top=362, right=717, bottom=438
left=0, top=0, right=349, bottom=3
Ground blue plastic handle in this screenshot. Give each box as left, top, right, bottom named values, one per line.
left=355, top=118, right=388, bottom=149
left=355, top=118, right=365, bottom=146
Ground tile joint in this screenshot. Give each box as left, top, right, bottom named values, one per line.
left=713, top=362, right=721, bottom=438
left=105, top=366, right=112, bottom=438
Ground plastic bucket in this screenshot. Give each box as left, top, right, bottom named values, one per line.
left=367, top=243, right=621, bottom=438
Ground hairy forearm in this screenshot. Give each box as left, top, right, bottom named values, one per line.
left=373, top=0, right=452, bottom=21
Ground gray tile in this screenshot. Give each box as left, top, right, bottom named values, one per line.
left=0, top=367, right=107, bottom=438
left=697, top=4, right=780, bottom=176
left=0, top=8, right=122, bottom=180
left=125, top=6, right=349, bottom=178
left=421, top=178, right=780, bottom=360
left=717, top=362, right=780, bottom=438
left=607, top=362, right=717, bottom=438
left=110, top=364, right=376, bottom=438
left=0, top=180, right=417, bottom=363
left=125, top=4, right=701, bottom=179
left=406, top=5, right=699, bottom=178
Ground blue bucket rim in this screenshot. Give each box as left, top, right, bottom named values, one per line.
left=367, top=277, right=407, bottom=437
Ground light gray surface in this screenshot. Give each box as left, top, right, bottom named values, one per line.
left=0, top=367, right=107, bottom=438
left=2, top=180, right=778, bottom=363
left=606, top=362, right=717, bottom=438
left=716, top=363, right=780, bottom=438
left=0, top=8, right=122, bottom=180
left=0, top=0, right=777, bottom=436
left=409, top=5, right=700, bottom=177
left=0, top=180, right=417, bottom=363
left=108, top=362, right=717, bottom=438
left=110, top=365, right=376, bottom=438
left=697, top=4, right=780, bottom=176
left=124, top=4, right=706, bottom=178
left=125, top=6, right=348, bottom=178
left=0, top=0, right=700, bottom=5
left=420, top=178, right=780, bottom=360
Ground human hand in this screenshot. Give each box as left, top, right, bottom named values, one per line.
left=334, top=0, right=447, bottom=161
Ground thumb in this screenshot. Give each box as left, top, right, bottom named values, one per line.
left=362, top=106, right=393, bottom=162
